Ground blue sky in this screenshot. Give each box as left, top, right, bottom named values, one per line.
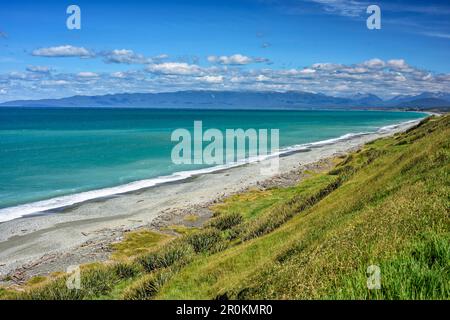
left=0, top=0, right=449, bottom=102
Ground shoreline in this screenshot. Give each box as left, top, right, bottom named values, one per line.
left=0, top=116, right=426, bottom=224
left=0, top=118, right=425, bottom=283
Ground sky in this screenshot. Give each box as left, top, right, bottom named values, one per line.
left=0, top=0, right=449, bottom=102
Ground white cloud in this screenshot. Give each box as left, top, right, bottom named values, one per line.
left=387, top=59, right=406, bottom=67
left=199, top=75, right=224, bottom=83
left=312, top=62, right=342, bottom=71
left=256, top=74, right=270, bottom=81
left=208, top=54, right=269, bottom=65
left=342, top=67, right=368, bottom=74
left=8, top=71, right=27, bottom=79
left=420, top=31, right=450, bottom=39
left=154, top=54, right=169, bottom=60
left=2, top=57, right=449, bottom=102
left=305, top=0, right=366, bottom=17
left=32, top=45, right=93, bottom=57
left=102, top=49, right=148, bottom=64
left=111, top=71, right=127, bottom=78
left=26, top=65, right=51, bottom=73
left=41, top=80, right=70, bottom=86
left=362, top=58, right=385, bottom=69
left=146, top=62, right=203, bottom=75
left=230, top=76, right=245, bottom=83
left=77, top=72, right=99, bottom=78
left=387, top=59, right=410, bottom=70
left=299, top=68, right=316, bottom=74
left=278, top=68, right=316, bottom=76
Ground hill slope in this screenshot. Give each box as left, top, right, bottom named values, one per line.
left=156, top=115, right=450, bottom=299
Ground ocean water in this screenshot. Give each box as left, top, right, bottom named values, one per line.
left=0, top=108, right=426, bottom=222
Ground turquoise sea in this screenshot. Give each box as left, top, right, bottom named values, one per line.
left=0, top=108, right=426, bottom=222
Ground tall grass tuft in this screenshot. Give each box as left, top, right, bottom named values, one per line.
left=185, top=228, right=225, bottom=253
left=112, top=262, right=142, bottom=279
left=122, top=268, right=175, bottom=300
left=18, top=265, right=120, bottom=300
left=208, top=212, right=243, bottom=231
left=137, top=242, right=194, bottom=272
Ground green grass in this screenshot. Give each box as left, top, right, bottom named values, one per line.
left=210, top=172, right=335, bottom=223
left=184, top=214, right=200, bottom=222
left=161, top=224, right=199, bottom=235
left=156, top=115, right=450, bottom=299
left=211, top=187, right=300, bottom=221
left=0, top=288, right=15, bottom=299
left=26, top=276, right=48, bottom=286
left=111, top=230, right=173, bottom=261
left=330, top=232, right=450, bottom=299
left=6, top=115, right=449, bottom=300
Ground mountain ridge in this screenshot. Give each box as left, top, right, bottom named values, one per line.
left=1, top=90, right=449, bottom=110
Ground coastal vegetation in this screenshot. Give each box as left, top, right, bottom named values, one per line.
left=1, top=114, right=449, bottom=300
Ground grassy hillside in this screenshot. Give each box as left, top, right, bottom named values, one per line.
left=3, top=114, right=449, bottom=300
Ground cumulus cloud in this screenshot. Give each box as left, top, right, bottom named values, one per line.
left=256, top=74, right=270, bottom=81
left=30, top=45, right=170, bottom=67
left=26, top=65, right=51, bottom=74
left=207, top=54, right=270, bottom=65
left=1, top=57, right=449, bottom=102
left=362, top=58, right=385, bottom=69
left=41, top=80, right=70, bottom=86
left=8, top=71, right=27, bottom=80
left=146, top=62, right=203, bottom=75
left=386, top=59, right=413, bottom=72
left=32, top=45, right=93, bottom=58
left=199, top=75, right=224, bottom=83
left=154, top=54, right=169, bottom=60
left=102, top=49, right=149, bottom=64
left=77, top=72, right=99, bottom=78
left=311, top=62, right=342, bottom=71
left=111, top=71, right=127, bottom=78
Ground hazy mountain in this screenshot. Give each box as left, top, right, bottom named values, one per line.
left=350, top=93, right=384, bottom=106
left=1, top=90, right=449, bottom=110
left=386, top=92, right=450, bottom=109
left=394, top=98, right=450, bottom=108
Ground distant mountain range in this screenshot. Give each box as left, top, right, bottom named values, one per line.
left=1, top=90, right=449, bottom=110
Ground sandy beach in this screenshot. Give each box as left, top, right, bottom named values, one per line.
left=0, top=118, right=424, bottom=284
